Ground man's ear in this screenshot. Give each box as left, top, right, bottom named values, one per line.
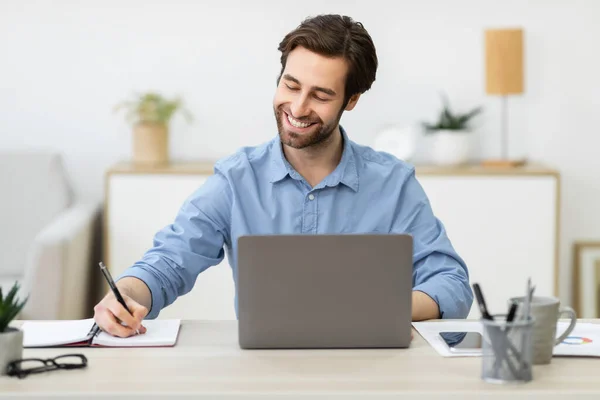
left=344, top=93, right=361, bottom=111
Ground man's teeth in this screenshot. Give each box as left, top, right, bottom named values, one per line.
left=287, top=114, right=312, bottom=128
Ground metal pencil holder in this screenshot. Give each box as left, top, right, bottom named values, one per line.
left=481, top=314, right=534, bottom=384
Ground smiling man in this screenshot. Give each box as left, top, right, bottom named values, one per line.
left=93, top=14, right=473, bottom=338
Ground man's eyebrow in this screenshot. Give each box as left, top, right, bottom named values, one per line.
left=282, top=74, right=337, bottom=97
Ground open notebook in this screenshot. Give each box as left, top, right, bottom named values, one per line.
left=21, top=318, right=181, bottom=348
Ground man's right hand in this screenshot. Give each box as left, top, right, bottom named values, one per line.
left=93, top=291, right=149, bottom=338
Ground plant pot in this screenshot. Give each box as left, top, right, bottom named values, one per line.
left=0, top=327, right=23, bottom=376
left=132, top=122, right=169, bottom=165
left=428, top=130, right=472, bottom=166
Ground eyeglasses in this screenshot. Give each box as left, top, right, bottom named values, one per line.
left=6, top=354, right=88, bottom=379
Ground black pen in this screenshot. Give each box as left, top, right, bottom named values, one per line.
left=87, top=322, right=101, bottom=345
left=506, top=303, right=518, bottom=323
left=472, top=283, right=494, bottom=320
left=99, top=261, right=140, bottom=335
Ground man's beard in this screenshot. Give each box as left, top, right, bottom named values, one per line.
left=274, top=105, right=341, bottom=150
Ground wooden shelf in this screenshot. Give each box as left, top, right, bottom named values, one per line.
left=415, top=162, right=559, bottom=177
left=107, top=160, right=559, bottom=178
left=107, top=161, right=216, bottom=175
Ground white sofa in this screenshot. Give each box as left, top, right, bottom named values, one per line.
left=0, top=151, right=100, bottom=319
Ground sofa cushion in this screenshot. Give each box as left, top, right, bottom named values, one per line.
left=0, top=152, right=72, bottom=276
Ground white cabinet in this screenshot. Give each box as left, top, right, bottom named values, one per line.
left=105, top=163, right=236, bottom=320
left=105, top=162, right=559, bottom=320
left=416, top=166, right=559, bottom=319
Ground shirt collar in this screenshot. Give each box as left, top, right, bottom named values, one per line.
left=269, top=137, right=291, bottom=183
left=269, top=126, right=359, bottom=192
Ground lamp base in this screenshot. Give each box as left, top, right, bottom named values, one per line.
left=480, top=158, right=528, bottom=168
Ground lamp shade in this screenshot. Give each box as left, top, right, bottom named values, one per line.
left=485, top=28, right=524, bottom=95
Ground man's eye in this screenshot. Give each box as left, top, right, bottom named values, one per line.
left=285, top=84, right=300, bottom=91
left=314, top=95, right=328, bottom=102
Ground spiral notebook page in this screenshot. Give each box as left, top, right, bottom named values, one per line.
left=22, top=319, right=95, bottom=347
left=92, top=319, right=181, bottom=347
left=22, top=318, right=181, bottom=348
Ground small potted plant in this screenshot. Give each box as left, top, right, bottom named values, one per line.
left=114, top=92, right=193, bottom=165
left=0, top=282, right=28, bottom=376
left=422, top=94, right=482, bottom=166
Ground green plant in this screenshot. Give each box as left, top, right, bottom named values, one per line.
left=0, top=282, right=28, bottom=333
left=422, top=94, right=482, bottom=133
left=114, top=92, right=194, bottom=126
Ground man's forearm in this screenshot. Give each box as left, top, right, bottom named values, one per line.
left=116, top=277, right=152, bottom=311
left=412, top=290, right=441, bottom=321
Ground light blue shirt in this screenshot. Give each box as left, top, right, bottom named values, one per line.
left=119, top=127, right=473, bottom=319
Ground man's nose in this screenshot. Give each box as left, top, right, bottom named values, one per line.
left=290, top=95, right=310, bottom=119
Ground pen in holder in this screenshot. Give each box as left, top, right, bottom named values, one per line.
left=481, top=314, right=534, bottom=384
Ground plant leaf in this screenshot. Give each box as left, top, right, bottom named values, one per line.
left=115, top=92, right=195, bottom=126
left=420, top=92, right=483, bottom=132
left=457, top=107, right=483, bottom=127
left=4, top=282, right=19, bottom=306
left=0, top=282, right=28, bottom=332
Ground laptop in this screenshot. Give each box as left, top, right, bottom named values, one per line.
left=237, top=234, right=413, bottom=349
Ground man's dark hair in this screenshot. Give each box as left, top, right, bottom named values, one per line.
left=277, top=14, right=378, bottom=107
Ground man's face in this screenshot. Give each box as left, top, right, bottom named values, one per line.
left=273, top=46, right=358, bottom=149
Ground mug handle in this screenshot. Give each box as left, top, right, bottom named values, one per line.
left=554, top=306, right=577, bottom=345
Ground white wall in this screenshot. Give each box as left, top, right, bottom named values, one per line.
left=1, top=0, right=599, bottom=307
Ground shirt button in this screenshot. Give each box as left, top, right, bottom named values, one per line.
left=308, top=194, right=315, bottom=201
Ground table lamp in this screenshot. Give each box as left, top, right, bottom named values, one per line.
left=482, top=28, right=526, bottom=167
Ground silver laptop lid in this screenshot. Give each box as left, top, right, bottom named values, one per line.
left=237, top=234, right=413, bottom=349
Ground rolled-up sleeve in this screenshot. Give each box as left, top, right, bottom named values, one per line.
left=117, top=168, right=232, bottom=319
left=394, top=169, right=473, bottom=319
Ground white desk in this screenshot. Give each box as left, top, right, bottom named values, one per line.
left=2, top=320, right=600, bottom=399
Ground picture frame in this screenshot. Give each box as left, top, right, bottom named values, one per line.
left=573, top=242, right=600, bottom=318
left=595, top=260, right=600, bottom=318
